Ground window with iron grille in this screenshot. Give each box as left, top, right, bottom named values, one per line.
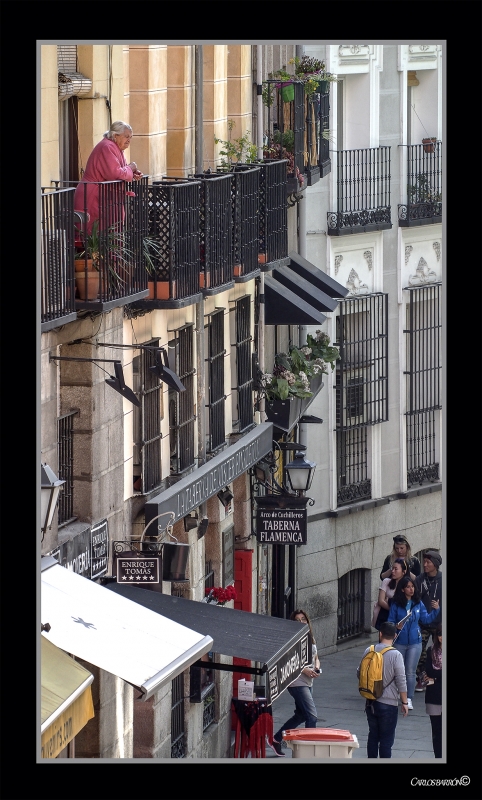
left=132, top=340, right=163, bottom=494
left=404, top=284, right=441, bottom=488
left=207, top=309, right=226, bottom=453
left=170, top=673, right=186, bottom=758
left=169, top=325, right=195, bottom=475
left=335, top=294, right=388, bottom=506
left=57, top=411, right=79, bottom=526
left=337, top=569, right=366, bottom=641
left=234, top=296, right=253, bottom=433
left=204, top=559, right=215, bottom=592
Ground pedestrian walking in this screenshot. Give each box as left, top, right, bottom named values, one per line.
left=269, top=609, right=320, bottom=757
left=388, top=577, right=440, bottom=709
left=357, top=622, right=409, bottom=758
left=380, top=534, right=421, bottom=582
left=414, top=550, right=442, bottom=692
left=422, top=625, right=442, bottom=758
left=372, top=558, right=408, bottom=631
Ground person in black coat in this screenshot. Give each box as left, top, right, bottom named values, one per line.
left=423, top=625, right=442, bottom=758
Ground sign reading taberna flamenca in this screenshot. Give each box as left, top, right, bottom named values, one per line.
left=268, top=631, right=310, bottom=704
left=256, top=507, right=307, bottom=545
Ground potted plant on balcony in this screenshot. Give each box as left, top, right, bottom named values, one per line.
left=422, top=137, right=437, bottom=154
left=262, top=345, right=328, bottom=430
left=143, top=236, right=170, bottom=300
left=264, top=129, right=304, bottom=192
left=289, top=56, right=337, bottom=96
left=75, top=220, right=133, bottom=300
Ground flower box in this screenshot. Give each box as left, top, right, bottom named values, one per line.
left=265, top=397, right=302, bottom=433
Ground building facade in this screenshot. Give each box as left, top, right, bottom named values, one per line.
left=40, top=42, right=443, bottom=759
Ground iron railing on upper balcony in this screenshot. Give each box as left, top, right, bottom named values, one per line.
left=305, top=88, right=331, bottom=185
left=257, top=159, right=289, bottom=269
left=52, top=178, right=149, bottom=310
left=139, top=179, right=202, bottom=306
left=263, top=79, right=306, bottom=195
left=398, top=141, right=442, bottom=227
left=216, top=165, right=260, bottom=282
left=327, top=147, right=392, bottom=235
left=41, top=186, right=77, bottom=331
left=190, top=172, right=234, bottom=295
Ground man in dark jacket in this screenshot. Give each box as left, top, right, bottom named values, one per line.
left=414, top=550, right=442, bottom=691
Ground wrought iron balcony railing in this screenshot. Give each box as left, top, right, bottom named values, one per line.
left=305, top=88, right=331, bottom=185
left=189, top=172, right=234, bottom=295
left=52, top=178, right=149, bottom=310
left=398, top=141, right=442, bottom=227
left=263, top=79, right=306, bottom=195
left=327, top=147, right=392, bottom=235
left=220, top=165, right=261, bottom=282
left=41, top=186, right=78, bottom=332
left=133, top=179, right=202, bottom=308
left=257, top=159, right=289, bottom=270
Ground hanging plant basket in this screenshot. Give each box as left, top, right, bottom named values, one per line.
left=422, top=138, right=437, bottom=154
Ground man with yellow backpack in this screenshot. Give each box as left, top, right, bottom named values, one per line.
left=357, top=622, right=409, bottom=758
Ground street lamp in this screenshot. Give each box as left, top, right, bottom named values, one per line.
left=41, top=463, right=65, bottom=539
left=284, top=451, right=317, bottom=494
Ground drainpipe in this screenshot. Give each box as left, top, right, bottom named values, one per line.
left=257, top=45, right=265, bottom=421
left=195, top=45, right=207, bottom=529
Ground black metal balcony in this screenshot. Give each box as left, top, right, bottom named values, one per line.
left=305, top=89, right=331, bottom=185
left=224, top=165, right=261, bottom=282
left=258, top=159, right=289, bottom=270
left=263, top=79, right=306, bottom=195
left=327, top=147, right=392, bottom=235
left=189, top=172, right=234, bottom=295
left=398, top=141, right=442, bottom=227
left=41, top=186, right=77, bottom=332
left=131, top=179, right=202, bottom=309
left=54, top=178, right=149, bottom=310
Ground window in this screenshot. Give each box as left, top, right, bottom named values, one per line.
left=335, top=293, right=388, bottom=505
left=132, top=340, right=163, bottom=493
left=404, top=284, right=442, bottom=487
left=170, top=673, right=186, bottom=758
left=234, top=295, right=253, bottom=433
left=207, top=308, right=226, bottom=453
left=169, top=325, right=195, bottom=475
left=337, top=569, right=366, bottom=641
left=57, top=411, right=79, bottom=526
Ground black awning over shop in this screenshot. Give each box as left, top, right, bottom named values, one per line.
left=265, top=251, right=348, bottom=325
left=106, top=584, right=310, bottom=705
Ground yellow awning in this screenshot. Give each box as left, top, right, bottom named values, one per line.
left=41, top=637, right=94, bottom=758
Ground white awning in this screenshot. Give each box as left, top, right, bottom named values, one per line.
left=41, top=557, right=213, bottom=700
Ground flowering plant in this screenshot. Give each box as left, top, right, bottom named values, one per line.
left=261, top=335, right=340, bottom=402
left=205, top=585, right=237, bottom=605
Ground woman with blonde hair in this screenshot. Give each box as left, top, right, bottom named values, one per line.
left=380, top=534, right=421, bottom=581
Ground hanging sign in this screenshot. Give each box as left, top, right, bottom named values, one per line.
left=116, top=557, right=160, bottom=584
left=91, top=519, right=108, bottom=579
left=267, top=631, right=310, bottom=704
left=256, top=507, right=307, bottom=545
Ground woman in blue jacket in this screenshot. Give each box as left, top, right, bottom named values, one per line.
left=388, top=576, right=440, bottom=708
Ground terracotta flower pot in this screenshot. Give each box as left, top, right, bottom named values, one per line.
left=234, top=264, right=242, bottom=277
left=148, top=280, right=170, bottom=300
left=75, top=258, right=94, bottom=273
left=422, top=138, right=437, bottom=154
left=258, top=253, right=267, bottom=265
left=75, top=271, right=100, bottom=301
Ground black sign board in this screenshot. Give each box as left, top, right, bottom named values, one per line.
left=116, top=557, right=160, bottom=584
left=91, top=519, right=108, bottom=579
left=267, top=631, right=310, bottom=704
left=256, top=507, right=307, bottom=545
left=50, top=528, right=92, bottom=578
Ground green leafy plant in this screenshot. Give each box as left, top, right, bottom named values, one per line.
left=408, top=174, right=441, bottom=204
left=304, top=331, right=340, bottom=371
left=143, top=236, right=165, bottom=277
left=288, top=56, right=337, bottom=97
left=75, top=220, right=135, bottom=288
left=214, top=120, right=257, bottom=168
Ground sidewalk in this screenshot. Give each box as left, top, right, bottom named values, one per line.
left=266, top=631, right=435, bottom=760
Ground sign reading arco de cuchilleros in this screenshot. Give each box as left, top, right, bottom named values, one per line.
left=41, top=688, right=94, bottom=758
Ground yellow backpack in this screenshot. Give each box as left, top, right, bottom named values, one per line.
left=358, top=645, right=394, bottom=700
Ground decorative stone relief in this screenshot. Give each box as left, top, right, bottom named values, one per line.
left=337, top=44, right=371, bottom=65
left=408, top=257, right=437, bottom=286
left=334, top=255, right=343, bottom=275
left=432, top=241, right=441, bottom=261
left=407, top=44, right=437, bottom=63
left=346, top=268, right=369, bottom=295
left=363, top=250, right=373, bottom=271
left=405, top=245, right=413, bottom=265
